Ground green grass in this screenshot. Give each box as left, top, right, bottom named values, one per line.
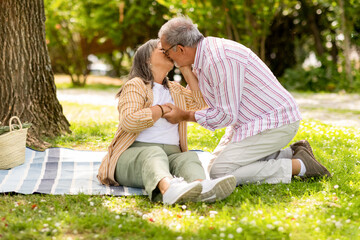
left=56, top=82, right=121, bottom=91
left=1, top=97, right=360, bottom=239
left=301, top=106, right=360, bottom=115
left=44, top=101, right=118, bottom=151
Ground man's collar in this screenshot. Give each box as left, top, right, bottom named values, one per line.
left=193, top=38, right=205, bottom=70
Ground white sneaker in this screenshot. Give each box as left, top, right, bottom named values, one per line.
left=162, top=177, right=202, bottom=205
left=198, top=175, right=236, bottom=203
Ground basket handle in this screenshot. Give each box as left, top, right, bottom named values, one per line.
left=9, top=116, right=23, bottom=132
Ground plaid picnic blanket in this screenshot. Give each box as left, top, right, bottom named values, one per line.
left=0, top=147, right=212, bottom=195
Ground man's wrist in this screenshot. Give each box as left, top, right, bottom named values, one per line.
left=184, top=110, right=196, bottom=122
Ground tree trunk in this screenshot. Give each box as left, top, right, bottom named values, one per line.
left=244, top=0, right=260, bottom=57
left=300, top=0, right=325, bottom=57
left=260, top=35, right=266, bottom=63
left=0, top=0, right=71, bottom=150
left=338, top=0, right=353, bottom=87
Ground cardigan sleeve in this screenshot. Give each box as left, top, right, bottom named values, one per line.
left=118, top=79, right=154, bottom=133
left=180, top=86, right=208, bottom=111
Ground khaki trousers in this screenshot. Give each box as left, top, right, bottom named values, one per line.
left=115, top=141, right=206, bottom=201
left=209, top=121, right=300, bottom=185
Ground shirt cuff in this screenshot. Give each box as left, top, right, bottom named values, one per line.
left=195, top=109, right=215, bottom=131
left=139, top=107, right=154, bottom=127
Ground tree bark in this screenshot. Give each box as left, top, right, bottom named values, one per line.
left=0, top=0, right=71, bottom=150
left=244, top=0, right=260, bottom=57
left=300, top=0, right=325, bottom=57
left=338, top=0, right=353, bottom=87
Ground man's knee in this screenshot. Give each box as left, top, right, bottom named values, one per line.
left=209, top=160, right=228, bottom=179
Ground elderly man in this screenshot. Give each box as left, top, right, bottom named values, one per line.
left=159, top=16, right=330, bottom=185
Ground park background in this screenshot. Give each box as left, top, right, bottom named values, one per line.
left=1, top=0, right=360, bottom=239
left=45, top=0, right=360, bottom=91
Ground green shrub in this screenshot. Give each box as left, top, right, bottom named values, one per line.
left=280, top=65, right=344, bottom=92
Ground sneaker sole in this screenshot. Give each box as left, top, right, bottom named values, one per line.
left=165, top=182, right=202, bottom=205
left=201, top=175, right=236, bottom=203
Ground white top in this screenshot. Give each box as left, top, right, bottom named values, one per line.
left=136, top=82, right=180, bottom=146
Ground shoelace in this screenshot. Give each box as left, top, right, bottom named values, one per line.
left=170, top=177, right=185, bottom=184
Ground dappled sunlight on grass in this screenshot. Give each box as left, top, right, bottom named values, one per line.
left=55, top=74, right=123, bottom=90
left=187, top=122, right=224, bottom=152
left=98, top=179, right=360, bottom=239
left=49, top=101, right=119, bottom=150
left=4, top=90, right=360, bottom=239
left=61, top=101, right=118, bottom=122
left=294, top=120, right=360, bottom=183
left=45, top=120, right=117, bottom=151
left=56, top=82, right=121, bottom=91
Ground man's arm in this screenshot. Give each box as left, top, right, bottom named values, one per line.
left=193, top=59, right=241, bottom=131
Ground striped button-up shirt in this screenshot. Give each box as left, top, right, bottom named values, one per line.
left=193, top=37, right=301, bottom=142
left=97, top=77, right=207, bottom=186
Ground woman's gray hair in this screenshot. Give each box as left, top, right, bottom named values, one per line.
left=158, top=16, right=203, bottom=47
left=116, top=39, right=169, bottom=98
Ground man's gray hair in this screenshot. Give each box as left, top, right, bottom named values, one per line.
left=158, top=16, right=203, bottom=47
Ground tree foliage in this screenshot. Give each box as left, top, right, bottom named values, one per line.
left=45, top=0, right=168, bottom=85
left=44, top=0, right=360, bottom=92
left=157, top=0, right=360, bottom=92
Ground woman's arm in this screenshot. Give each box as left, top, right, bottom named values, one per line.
left=178, top=66, right=208, bottom=111
left=150, top=104, right=171, bottom=121
left=179, top=65, right=200, bottom=91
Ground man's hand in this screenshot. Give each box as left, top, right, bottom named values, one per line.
left=163, top=103, right=196, bottom=124
left=163, top=103, right=187, bottom=124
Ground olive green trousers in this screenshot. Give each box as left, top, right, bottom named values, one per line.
left=115, top=141, right=206, bottom=201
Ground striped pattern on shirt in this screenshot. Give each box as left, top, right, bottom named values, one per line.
left=193, top=37, right=301, bottom=142
left=97, top=77, right=208, bottom=186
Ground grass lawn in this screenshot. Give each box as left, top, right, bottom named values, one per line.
left=1, top=84, right=360, bottom=239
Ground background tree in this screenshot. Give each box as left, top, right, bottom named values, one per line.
left=338, top=0, right=353, bottom=87
left=42, top=0, right=360, bottom=91
left=0, top=0, right=70, bottom=150
left=156, top=0, right=359, bottom=92
left=157, top=0, right=282, bottom=62
left=45, top=0, right=169, bottom=85
left=278, top=0, right=360, bottom=92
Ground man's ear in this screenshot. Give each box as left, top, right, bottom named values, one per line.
left=177, top=45, right=185, bottom=53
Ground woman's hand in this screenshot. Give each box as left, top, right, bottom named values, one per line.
left=161, top=104, right=172, bottom=115
left=178, top=65, right=192, bottom=75
left=150, top=104, right=172, bottom=122
left=178, top=65, right=200, bottom=91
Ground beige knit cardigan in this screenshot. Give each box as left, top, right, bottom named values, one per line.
left=97, top=77, right=208, bottom=186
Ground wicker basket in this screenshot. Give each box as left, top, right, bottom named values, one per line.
left=0, top=116, right=28, bottom=169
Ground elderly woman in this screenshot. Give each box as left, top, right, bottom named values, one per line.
left=97, top=39, right=236, bottom=204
